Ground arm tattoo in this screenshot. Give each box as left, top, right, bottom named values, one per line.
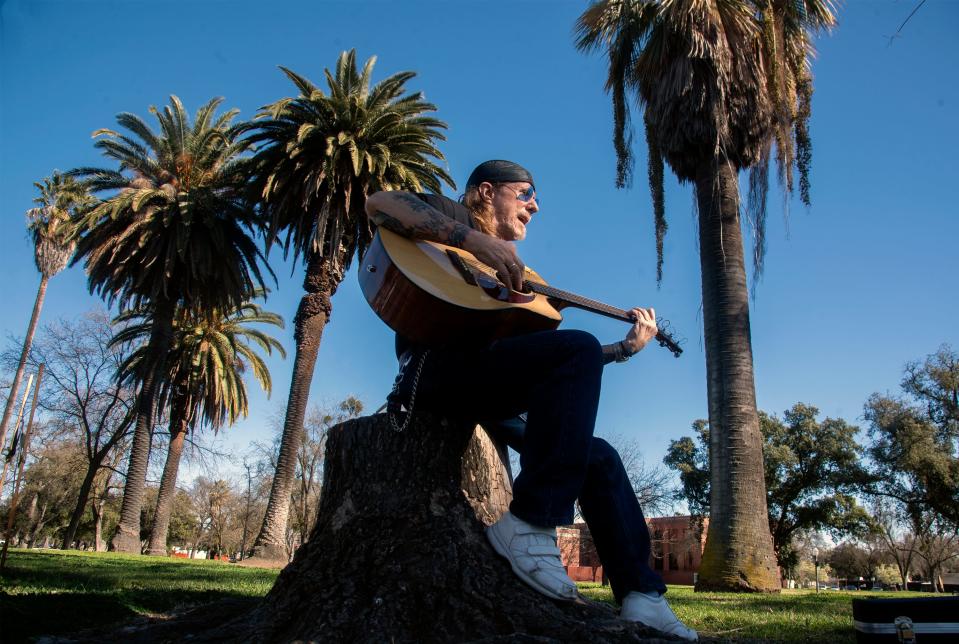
left=374, top=210, right=416, bottom=238
left=447, top=222, right=470, bottom=249
left=373, top=202, right=472, bottom=249
left=395, top=193, right=434, bottom=213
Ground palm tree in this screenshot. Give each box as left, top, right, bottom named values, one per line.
left=576, top=0, right=835, bottom=591
left=70, top=96, right=272, bottom=553
left=112, top=298, right=284, bottom=555
left=0, top=173, right=91, bottom=457
left=241, top=50, right=454, bottom=560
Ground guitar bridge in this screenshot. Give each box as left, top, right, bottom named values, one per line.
left=446, top=249, right=478, bottom=286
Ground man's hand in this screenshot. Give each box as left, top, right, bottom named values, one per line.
left=464, top=232, right=525, bottom=292
left=623, top=307, right=658, bottom=355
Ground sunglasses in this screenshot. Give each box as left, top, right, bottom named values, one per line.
left=499, top=184, right=539, bottom=205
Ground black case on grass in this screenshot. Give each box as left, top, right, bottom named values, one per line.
left=852, top=597, right=959, bottom=643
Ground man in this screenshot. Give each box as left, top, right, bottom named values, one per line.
left=365, top=160, right=697, bottom=641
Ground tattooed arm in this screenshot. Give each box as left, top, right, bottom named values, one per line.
left=366, top=191, right=525, bottom=291
left=366, top=191, right=473, bottom=248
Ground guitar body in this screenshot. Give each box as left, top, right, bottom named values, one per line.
left=359, top=228, right=563, bottom=347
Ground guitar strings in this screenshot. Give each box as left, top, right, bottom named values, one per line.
left=451, top=250, right=683, bottom=353
left=456, top=254, right=631, bottom=319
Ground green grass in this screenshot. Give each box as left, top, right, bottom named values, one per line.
left=0, top=548, right=279, bottom=643
left=0, top=549, right=935, bottom=643
left=580, top=582, right=929, bottom=642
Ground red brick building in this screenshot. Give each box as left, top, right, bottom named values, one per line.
left=557, top=524, right=604, bottom=583
left=558, top=516, right=708, bottom=586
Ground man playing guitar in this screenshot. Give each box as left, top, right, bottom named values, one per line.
left=365, top=160, right=697, bottom=641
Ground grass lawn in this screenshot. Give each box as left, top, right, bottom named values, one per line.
left=0, top=548, right=932, bottom=642
left=581, top=582, right=927, bottom=642
left=0, top=548, right=279, bottom=643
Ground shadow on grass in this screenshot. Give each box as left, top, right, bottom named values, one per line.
left=0, top=589, right=256, bottom=643
left=1, top=592, right=141, bottom=643
left=1, top=552, right=277, bottom=643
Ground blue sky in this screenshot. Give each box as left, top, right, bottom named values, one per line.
left=1, top=1, right=956, bottom=486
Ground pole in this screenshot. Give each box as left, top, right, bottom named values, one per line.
left=0, top=372, right=35, bottom=493
left=0, top=276, right=48, bottom=460
left=240, top=461, right=253, bottom=560
left=1, top=364, right=44, bottom=572
left=814, top=549, right=820, bottom=593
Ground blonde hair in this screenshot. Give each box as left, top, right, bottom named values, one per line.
left=461, top=186, right=495, bottom=236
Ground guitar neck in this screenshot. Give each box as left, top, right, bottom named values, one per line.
left=453, top=252, right=682, bottom=356
left=524, top=280, right=683, bottom=357
left=524, top=281, right=632, bottom=323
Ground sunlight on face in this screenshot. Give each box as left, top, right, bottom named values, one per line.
left=490, top=182, right=539, bottom=241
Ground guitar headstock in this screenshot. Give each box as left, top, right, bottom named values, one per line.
left=655, top=317, right=684, bottom=358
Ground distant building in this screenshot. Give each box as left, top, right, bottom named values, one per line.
left=557, top=524, right=604, bottom=583
left=647, top=516, right=708, bottom=585
left=558, top=516, right=708, bottom=585
left=944, top=573, right=959, bottom=592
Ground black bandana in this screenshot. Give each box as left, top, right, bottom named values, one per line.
left=465, top=160, right=535, bottom=189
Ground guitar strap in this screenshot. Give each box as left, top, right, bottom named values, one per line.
left=387, top=349, right=430, bottom=432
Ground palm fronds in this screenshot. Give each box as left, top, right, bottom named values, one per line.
left=112, top=295, right=285, bottom=432
left=70, top=95, right=273, bottom=311
left=27, top=171, right=92, bottom=278
left=243, top=49, right=455, bottom=272
left=576, top=0, right=835, bottom=283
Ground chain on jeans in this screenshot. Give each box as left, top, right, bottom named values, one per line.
left=389, top=349, right=430, bottom=432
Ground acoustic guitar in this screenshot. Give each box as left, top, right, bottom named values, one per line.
left=358, top=228, right=683, bottom=357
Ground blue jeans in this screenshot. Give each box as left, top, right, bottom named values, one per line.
left=394, top=329, right=666, bottom=600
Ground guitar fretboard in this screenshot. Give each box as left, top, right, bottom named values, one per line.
left=524, top=281, right=632, bottom=323
left=454, top=253, right=682, bottom=356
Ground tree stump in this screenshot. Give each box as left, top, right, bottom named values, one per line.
left=234, top=412, right=667, bottom=643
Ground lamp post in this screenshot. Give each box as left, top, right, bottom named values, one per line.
left=814, top=548, right=820, bottom=593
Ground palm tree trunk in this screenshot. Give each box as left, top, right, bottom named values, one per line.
left=146, top=412, right=189, bottom=556
left=693, top=160, right=781, bottom=592
left=0, top=276, right=49, bottom=457
left=111, top=297, right=176, bottom=553
left=252, top=253, right=339, bottom=561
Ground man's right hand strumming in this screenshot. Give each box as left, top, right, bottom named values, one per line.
left=463, top=233, right=525, bottom=292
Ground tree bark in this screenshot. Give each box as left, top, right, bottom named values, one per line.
left=146, top=417, right=189, bottom=556
left=251, top=253, right=339, bottom=562
left=111, top=297, right=176, bottom=553
left=0, top=277, right=48, bottom=458
left=694, top=160, right=781, bottom=592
